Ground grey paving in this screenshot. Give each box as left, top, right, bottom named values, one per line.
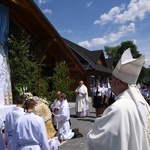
left=59, top=102, right=96, bottom=150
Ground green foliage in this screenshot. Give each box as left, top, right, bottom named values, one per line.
left=116, top=41, right=141, bottom=62
left=104, top=40, right=148, bottom=83
left=50, top=61, right=74, bottom=102
left=8, top=30, right=50, bottom=101
left=139, top=66, right=150, bottom=83
left=104, top=45, right=119, bottom=58
left=104, top=41, right=141, bottom=62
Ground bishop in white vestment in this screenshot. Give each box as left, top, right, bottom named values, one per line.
left=87, top=48, right=150, bottom=150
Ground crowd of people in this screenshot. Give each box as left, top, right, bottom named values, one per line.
left=0, top=48, right=150, bottom=150
left=138, top=83, right=150, bottom=104
left=1, top=95, right=60, bottom=150
left=0, top=89, right=85, bottom=150
left=91, top=78, right=115, bottom=117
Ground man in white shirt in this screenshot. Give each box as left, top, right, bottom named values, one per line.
left=87, top=48, right=150, bottom=150
left=5, top=95, right=26, bottom=150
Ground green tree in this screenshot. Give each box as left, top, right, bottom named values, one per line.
left=50, top=61, right=74, bottom=102
left=116, top=41, right=141, bottom=62
left=104, top=40, right=146, bottom=83
left=8, top=30, right=50, bottom=101
left=104, top=41, right=141, bottom=62
left=140, top=66, right=150, bottom=83
left=104, top=45, right=119, bottom=58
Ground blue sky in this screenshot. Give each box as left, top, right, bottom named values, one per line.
left=34, top=0, right=150, bottom=68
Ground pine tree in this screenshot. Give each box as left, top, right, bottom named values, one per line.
left=50, top=61, right=74, bottom=102
left=8, top=30, right=50, bottom=101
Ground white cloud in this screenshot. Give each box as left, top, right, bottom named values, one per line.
left=43, top=9, right=52, bottom=14
left=95, top=0, right=150, bottom=25
left=94, top=4, right=125, bottom=25
left=38, top=0, right=50, bottom=4
left=78, top=23, right=135, bottom=48
left=137, top=41, right=150, bottom=68
left=59, top=29, right=73, bottom=34
left=109, top=23, right=135, bottom=42
left=78, top=40, right=92, bottom=48
left=115, top=0, right=150, bottom=23
left=91, top=38, right=107, bottom=45
left=65, top=29, right=73, bottom=34
left=144, top=58, right=150, bottom=68
left=86, top=2, right=92, bottom=8
left=133, top=39, right=137, bottom=44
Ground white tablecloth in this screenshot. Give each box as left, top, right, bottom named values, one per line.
left=0, top=105, right=16, bottom=121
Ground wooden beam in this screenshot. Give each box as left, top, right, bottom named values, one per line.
left=2, top=0, right=27, bottom=10
left=40, top=39, right=54, bottom=57
left=9, top=7, right=40, bottom=35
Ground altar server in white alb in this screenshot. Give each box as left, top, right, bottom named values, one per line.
left=75, top=81, right=89, bottom=117
left=12, top=99, right=49, bottom=150
left=53, top=93, right=74, bottom=142
left=5, top=95, right=26, bottom=150
left=87, top=48, right=150, bottom=150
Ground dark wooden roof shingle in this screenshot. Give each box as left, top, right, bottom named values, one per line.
left=63, top=38, right=112, bottom=74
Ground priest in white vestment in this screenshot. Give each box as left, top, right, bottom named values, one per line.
left=87, top=48, right=150, bottom=150
left=75, top=81, right=89, bottom=117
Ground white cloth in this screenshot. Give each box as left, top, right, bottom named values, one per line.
left=87, top=90, right=150, bottom=150
left=48, top=137, right=60, bottom=150
left=55, top=99, right=74, bottom=140
left=51, top=99, right=61, bottom=113
left=0, top=105, right=16, bottom=120
left=105, top=88, right=115, bottom=98
left=127, top=84, right=150, bottom=142
left=5, top=106, right=25, bottom=150
left=92, top=86, right=104, bottom=97
left=75, top=84, right=89, bottom=112
left=51, top=99, right=61, bottom=126
left=12, top=112, right=49, bottom=150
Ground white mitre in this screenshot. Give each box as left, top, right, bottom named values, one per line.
left=112, top=48, right=145, bottom=84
